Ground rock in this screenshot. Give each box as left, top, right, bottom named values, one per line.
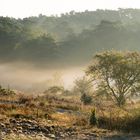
left=66, top=127, right=74, bottom=132
left=16, top=126, right=22, bottom=130
left=60, top=133, right=65, bottom=137
left=38, top=133, right=44, bottom=137
left=48, top=134, right=55, bottom=138
left=12, top=128, right=18, bottom=133
left=6, top=128, right=12, bottom=133
left=66, top=132, right=71, bottom=136
left=0, top=123, right=5, bottom=128
left=17, top=130, right=22, bottom=133
left=9, top=119, right=16, bottom=124
left=41, top=127, right=49, bottom=134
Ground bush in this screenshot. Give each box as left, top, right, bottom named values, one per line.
left=44, top=86, right=64, bottom=94
left=0, top=85, right=15, bottom=96
left=81, top=93, right=92, bottom=105
left=18, top=95, right=32, bottom=104
left=97, top=108, right=140, bottom=133
left=89, top=108, right=98, bottom=126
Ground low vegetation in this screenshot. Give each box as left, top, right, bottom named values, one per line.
left=0, top=51, right=140, bottom=139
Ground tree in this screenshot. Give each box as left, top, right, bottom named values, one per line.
left=74, top=77, right=93, bottom=105
left=87, top=51, right=140, bottom=107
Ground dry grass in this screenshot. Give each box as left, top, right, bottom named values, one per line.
left=94, top=102, right=140, bottom=133
left=0, top=93, right=139, bottom=134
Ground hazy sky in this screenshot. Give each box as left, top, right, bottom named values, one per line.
left=0, top=0, right=140, bottom=18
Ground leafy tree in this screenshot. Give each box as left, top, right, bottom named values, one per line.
left=87, top=51, right=140, bottom=107
left=74, top=77, right=92, bottom=105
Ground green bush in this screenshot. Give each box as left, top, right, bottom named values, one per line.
left=81, top=93, right=92, bottom=105
left=89, top=108, right=98, bottom=126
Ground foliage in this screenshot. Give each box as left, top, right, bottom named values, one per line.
left=74, top=77, right=93, bottom=104
left=0, top=85, right=15, bottom=96
left=45, top=86, right=64, bottom=94
left=18, top=95, right=32, bottom=104
left=1, top=9, right=140, bottom=68
left=74, top=77, right=92, bottom=94
left=80, top=93, right=92, bottom=105
left=89, top=108, right=98, bottom=125
left=87, top=51, right=140, bottom=107
left=98, top=107, right=140, bottom=133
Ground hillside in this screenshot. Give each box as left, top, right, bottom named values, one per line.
left=1, top=9, right=140, bottom=68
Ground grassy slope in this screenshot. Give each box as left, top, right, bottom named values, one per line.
left=0, top=93, right=140, bottom=139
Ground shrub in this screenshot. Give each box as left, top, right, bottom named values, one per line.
left=89, top=108, right=98, bottom=126
left=18, top=95, right=32, bottom=104
left=97, top=107, right=140, bottom=133
left=81, top=93, right=92, bottom=105
left=0, top=85, right=15, bottom=96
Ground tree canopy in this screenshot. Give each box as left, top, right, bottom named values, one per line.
left=87, top=51, right=140, bottom=106
left=1, top=9, right=140, bottom=68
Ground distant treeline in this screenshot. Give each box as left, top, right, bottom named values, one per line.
left=0, top=9, right=140, bottom=68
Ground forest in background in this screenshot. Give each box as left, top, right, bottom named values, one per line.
left=1, top=8, right=140, bottom=69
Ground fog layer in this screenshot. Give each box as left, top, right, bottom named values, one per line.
left=1, top=9, right=140, bottom=91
